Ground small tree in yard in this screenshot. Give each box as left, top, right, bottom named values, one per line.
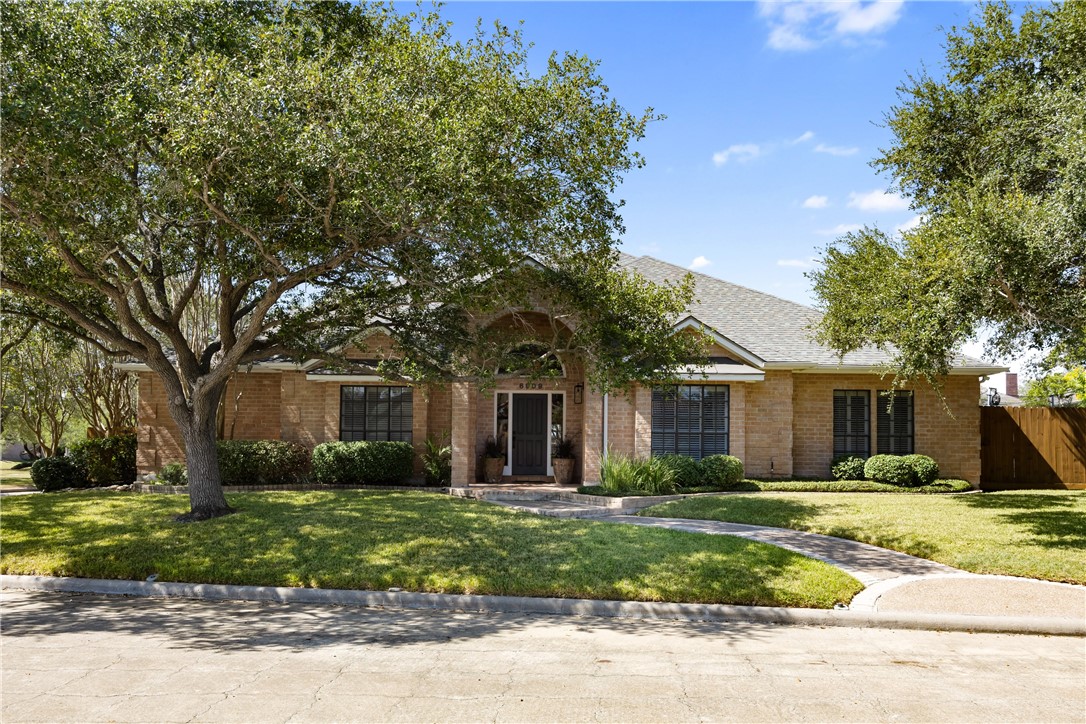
left=0, top=325, right=81, bottom=458
left=1, top=2, right=702, bottom=520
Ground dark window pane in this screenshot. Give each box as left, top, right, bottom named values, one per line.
left=877, top=390, right=914, bottom=454
left=340, top=386, right=413, bottom=443
left=650, top=385, right=729, bottom=460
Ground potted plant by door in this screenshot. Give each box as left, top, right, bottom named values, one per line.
left=552, top=437, right=576, bottom=486
left=483, top=436, right=505, bottom=484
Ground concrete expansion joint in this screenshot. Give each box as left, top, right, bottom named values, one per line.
left=3, top=574, right=1082, bottom=638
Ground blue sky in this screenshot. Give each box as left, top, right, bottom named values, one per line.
left=435, top=1, right=1013, bottom=369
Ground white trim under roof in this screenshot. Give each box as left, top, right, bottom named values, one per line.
left=781, top=363, right=1008, bottom=376
left=676, top=362, right=764, bottom=382
left=306, top=374, right=387, bottom=383
left=672, top=316, right=765, bottom=368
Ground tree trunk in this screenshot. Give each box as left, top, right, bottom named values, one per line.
left=172, top=387, right=233, bottom=521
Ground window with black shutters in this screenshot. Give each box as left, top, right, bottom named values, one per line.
left=340, top=386, right=413, bottom=442
left=651, top=385, right=729, bottom=460
left=877, top=390, right=914, bottom=454
left=833, top=390, right=870, bottom=457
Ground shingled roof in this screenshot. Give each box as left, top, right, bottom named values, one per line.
left=619, top=253, right=1002, bottom=374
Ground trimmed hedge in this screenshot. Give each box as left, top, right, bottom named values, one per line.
left=70, top=434, right=137, bottom=486
left=216, top=440, right=311, bottom=486
left=831, top=455, right=866, bottom=481
left=700, top=455, right=744, bottom=487
left=863, top=455, right=914, bottom=486
left=30, top=456, right=87, bottom=492
left=655, top=454, right=703, bottom=488
left=903, top=454, right=939, bottom=486
left=312, top=441, right=415, bottom=485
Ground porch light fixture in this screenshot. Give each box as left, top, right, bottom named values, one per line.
left=574, top=383, right=584, bottom=405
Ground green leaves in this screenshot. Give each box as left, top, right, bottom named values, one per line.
left=813, top=1, right=1086, bottom=381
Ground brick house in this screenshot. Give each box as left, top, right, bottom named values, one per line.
left=129, top=254, right=1003, bottom=485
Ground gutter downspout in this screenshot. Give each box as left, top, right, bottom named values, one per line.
left=602, top=393, right=609, bottom=456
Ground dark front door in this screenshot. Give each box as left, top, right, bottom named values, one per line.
left=512, top=394, right=548, bottom=475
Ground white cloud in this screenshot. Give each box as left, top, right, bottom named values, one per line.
left=802, top=195, right=829, bottom=209
left=895, top=214, right=924, bottom=233
left=688, top=255, right=712, bottom=270
left=847, top=189, right=910, bottom=212
left=792, top=130, right=815, bottom=144
left=814, top=143, right=860, bottom=157
left=757, top=1, right=905, bottom=51
left=712, top=143, right=761, bottom=166
left=817, top=223, right=863, bottom=236
left=777, top=257, right=817, bottom=269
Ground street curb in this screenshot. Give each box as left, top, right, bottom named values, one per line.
left=3, top=575, right=1082, bottom=637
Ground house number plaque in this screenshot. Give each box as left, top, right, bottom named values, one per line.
left=517, top=382, right=544, bottom=390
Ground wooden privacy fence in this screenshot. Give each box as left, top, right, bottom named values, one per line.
left=980, top=407, right=1086, bottom=490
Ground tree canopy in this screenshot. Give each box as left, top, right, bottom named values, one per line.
left=1, top=1, right=701, bottom=518
left=810, top=1, right=1086, bottom=383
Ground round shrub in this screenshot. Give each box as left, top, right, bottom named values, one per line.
left=69, top=434, right=137, bottom=486
left=903, top=454, right=939, bottom=486
left=699, top=455, right=744, bottom=487
left=831, top=455, right=867, bottom=481
left=157, top=462, right=188, bottom=486
left=863, top=455, right=914, bottom=486
left=30, top=456, right=87, bottom=492
left=654, top=454, right=703, bottom=489
left=215, top=440, right=311, bottom=486
left=312, top=441, right=415, bottom=485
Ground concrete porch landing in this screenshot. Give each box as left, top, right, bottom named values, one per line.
left=447, top=485, right=674, bottom=518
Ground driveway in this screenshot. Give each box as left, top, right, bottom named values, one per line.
left=3, top=590, right=1083, bottom=723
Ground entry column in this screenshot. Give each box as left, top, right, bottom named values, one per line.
left=450, top=381, right=478, bottom=487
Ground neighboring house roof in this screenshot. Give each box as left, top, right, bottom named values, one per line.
left=619, top=254, right=1005, bottom=375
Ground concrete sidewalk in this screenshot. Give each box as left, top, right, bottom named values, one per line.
left=608, top=515, right=1086, bottom=625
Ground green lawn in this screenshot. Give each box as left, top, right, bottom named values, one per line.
left=642, top=491, right=1086, bottom=584
left=0, top=460, right=33, bottom=490
left=0, top=490, right=862, bottom=608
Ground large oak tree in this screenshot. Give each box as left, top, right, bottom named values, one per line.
left=2, top=1, right=700, bottom=519
left=811, top=1, right=1085, bottom=384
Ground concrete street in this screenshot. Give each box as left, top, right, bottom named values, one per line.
left=2, top=590, right=1084, bottom=723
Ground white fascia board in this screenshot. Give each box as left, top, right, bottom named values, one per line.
left=786, top=364, right=1009, bottom=376
left=679, top=372, right=766, bottom=382
left=305, top=374, right=387, bottom=383
left=671, top=316, right=765, bottom=368
left=113, top=362, right=151, bottom=372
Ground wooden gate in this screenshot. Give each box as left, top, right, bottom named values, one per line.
left=980, top=407, right=1086, bottom=490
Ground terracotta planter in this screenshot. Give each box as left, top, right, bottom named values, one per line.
left=483, top=457, right=505, bottom=484
left=552, top=458, right=575, bottom=486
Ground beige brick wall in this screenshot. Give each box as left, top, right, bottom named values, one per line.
left=744, top=371, right=794, bottom=478
left=136, top=370, right=283, bottom=473
left=791, top=373, right=981, bottom=483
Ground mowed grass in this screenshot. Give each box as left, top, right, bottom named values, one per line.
left=643, top=490, right=1086, bottom=584
left=0, top=460, right=33, bottom=490
left=0, top=490, right=862, bottom=608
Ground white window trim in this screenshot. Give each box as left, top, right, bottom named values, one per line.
left=493, top=389, right=566, bottom=477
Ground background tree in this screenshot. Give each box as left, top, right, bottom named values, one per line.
left=1, top=1, right=700, bottom=519
left=0, top=327, right=82, bottom=458
left=72, top=343, right=137, bottom=437
left=810, top=1, right=1085, bottom=384
left=1022, top=367, right=1086, bottom=407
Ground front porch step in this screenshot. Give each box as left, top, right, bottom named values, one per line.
left=447, top=486, right=677, bottom=517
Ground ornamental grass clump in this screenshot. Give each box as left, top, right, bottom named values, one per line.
left=654, top=454, right=703, bottom=488
left=600, top=452, right=677, bottom=495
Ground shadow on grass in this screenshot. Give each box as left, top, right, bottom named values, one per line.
left=1, top=490, right=858, bottom=614
left=953, top=492, right=1086, bottom=550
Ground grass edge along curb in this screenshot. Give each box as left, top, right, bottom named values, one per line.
left=3, top=574, right=1083, bottom=637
